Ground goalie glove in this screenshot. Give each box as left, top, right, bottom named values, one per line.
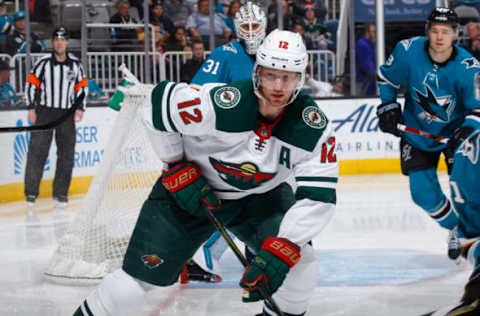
left=240, top=237, right=301, bottom=302
left=161, top=162, right=221, bottom=217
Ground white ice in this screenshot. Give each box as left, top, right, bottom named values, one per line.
left=0, top=173, right=471, bottom=316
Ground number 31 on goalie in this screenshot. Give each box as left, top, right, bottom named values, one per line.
left=177, top=98, right=203, bottom=125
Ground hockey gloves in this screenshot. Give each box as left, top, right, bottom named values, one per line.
left=240, top=237, right=301, bottom=302
left=161, top=162, right=220, bottom=217
left=447, top=126, right=474, bottom=155
left=376, top=102, right=403, bottom=137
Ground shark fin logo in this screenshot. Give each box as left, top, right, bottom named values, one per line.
left=415, top=82, right=455, bottom=123
left=13, top=119, right=50, bottom=175
left=141, top=254, right=164, bottom=269
left=457, top=131, right=480, bottom=164
left=209, top=157, right=276, bottom=190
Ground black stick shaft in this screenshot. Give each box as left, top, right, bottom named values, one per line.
left=202, top=205, right=285, bottom=316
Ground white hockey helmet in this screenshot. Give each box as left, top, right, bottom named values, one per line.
left=234, top=2, right=267, bottom=55
left=253, top=29, right=308, bottom=105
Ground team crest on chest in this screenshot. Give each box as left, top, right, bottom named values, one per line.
left=209, top=157, right=276, bottom=190
left=214, top=87, right=241, bottom=109
left=302, top=106, right=326, bottom=129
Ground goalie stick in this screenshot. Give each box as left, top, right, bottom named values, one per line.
left=397, top=123, right=449, bottom=144
left=201, top=200, right=285, bottom=316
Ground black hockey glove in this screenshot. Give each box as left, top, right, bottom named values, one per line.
left=376, top=102, right=403, bottom=137
left=447, top=126, right=474, bottom=155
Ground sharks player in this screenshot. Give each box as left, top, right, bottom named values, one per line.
left=191, top=1, right=266, bottom=86
left=376, top=7, right=480, bottom=259
left=426, top=114, right=480, bottom=315
left=186, top=1, right=268, bottom=283
left=74, top=29, right=337, bottom=316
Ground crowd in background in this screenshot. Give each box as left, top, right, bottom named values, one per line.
left=3, top=0, right=480, bottom=106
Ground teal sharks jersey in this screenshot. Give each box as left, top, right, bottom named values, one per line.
left=191, top=41, right=254, bottom=85
left=450, top=115, right=480, bottom=237
left=378, top=36, right=480, bottom=151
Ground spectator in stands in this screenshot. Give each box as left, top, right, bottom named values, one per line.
left=186, top=0, right=231, bottom=47
left=163, top=0, right=193, bottom=27
left=292, top=23, right=314, bottom=49
left=110, top=0, right=140, bottom=52
left=149, top=1, right=175, bottom=37
left=223, top=0, right=241, bottom=38
left=267, top=0, right=296, bottom=33
left=164, top=26, right=191, bottom=52
left=355, top=22, right=376, bottom=96
left=290, top=0, right=327, bottom=22
left=299, top=5, right=330, bottom=49
left=462, top=21, right=480, bottom=59
left=0, top=60, right=18, bottom=107
left=180, top=40, right=205, bottom=83
left=0, top=0, right=13, bottom=52
left=129, top=0, right=152, bottom=20
left=6, top=11, right=46, bottom=56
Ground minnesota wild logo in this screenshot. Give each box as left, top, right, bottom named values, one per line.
left=209, top=157, right=276, bottom=190
left=214, top=86, right=240, bottom=109
left=141, top=254, right=164, bottom=269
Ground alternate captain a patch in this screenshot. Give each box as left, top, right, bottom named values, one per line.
left=302, top=106, right=327, bottom=129
left=214, top=86, right=241, bottom=109
left=209, top=157, right=276, bottom=190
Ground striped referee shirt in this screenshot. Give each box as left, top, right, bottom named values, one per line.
left=25, top=53, right=88, bottom=110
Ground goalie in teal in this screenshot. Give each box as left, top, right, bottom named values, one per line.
left=74, top=29, right=337, bottom=316
left=191, top=1, right=266, bottom=86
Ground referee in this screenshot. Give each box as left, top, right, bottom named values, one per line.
left=24, top=26, right=88, bottom=220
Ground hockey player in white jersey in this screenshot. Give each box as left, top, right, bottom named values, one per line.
left=74, top=29, right=337, bottom=316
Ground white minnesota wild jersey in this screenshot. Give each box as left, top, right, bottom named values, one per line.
left=146, top=79, right=338, bottom=244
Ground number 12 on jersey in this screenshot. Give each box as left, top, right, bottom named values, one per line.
left=177, top=98, right=202, bottom=125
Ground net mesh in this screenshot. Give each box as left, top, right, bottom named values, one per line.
left=44, top=93, right=163, bottom=285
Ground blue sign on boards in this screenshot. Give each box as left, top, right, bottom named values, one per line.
left=355, top=0, right=435, bottom=22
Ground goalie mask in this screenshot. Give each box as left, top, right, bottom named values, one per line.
left=234, top=2, right=266, bottom=55
left=253, top=29, right=308, bottom=106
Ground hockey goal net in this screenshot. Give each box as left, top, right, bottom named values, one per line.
left=44, top=90, right=164, bottom=285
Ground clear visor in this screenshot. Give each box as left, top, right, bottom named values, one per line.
left=237, top=22, right=263, bottom=40
left=258, top=68, right=301, bottom=91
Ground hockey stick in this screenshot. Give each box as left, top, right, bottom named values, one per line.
left=0, top=101, right=80, bottom=133
left=201, top=201, right=285, bottom=316
left=397, top=123, right=449, bottom=144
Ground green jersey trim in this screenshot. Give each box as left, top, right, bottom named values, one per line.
left=295, top=176, right=338, bottom=183
left=296, top=186, right=336, bottom=204
left=152, top=81, right=179, bottom=132
left=165, top=83, right=178, bottom=133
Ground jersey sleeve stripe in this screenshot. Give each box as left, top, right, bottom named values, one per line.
left=295, top=176, right=338, bottom=183
left=296, top=186, right=336, bottom=204
left=152, top=81, right=178, bottom=132
left=377, top=70, right=400, bottom=89
left=74, top=78, right=88, bottom=93
left=164, top=82, right=179, bottom=133
left=27, top=73, right=41, bottom=88
left=296, top=181, right=336, bottom=189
